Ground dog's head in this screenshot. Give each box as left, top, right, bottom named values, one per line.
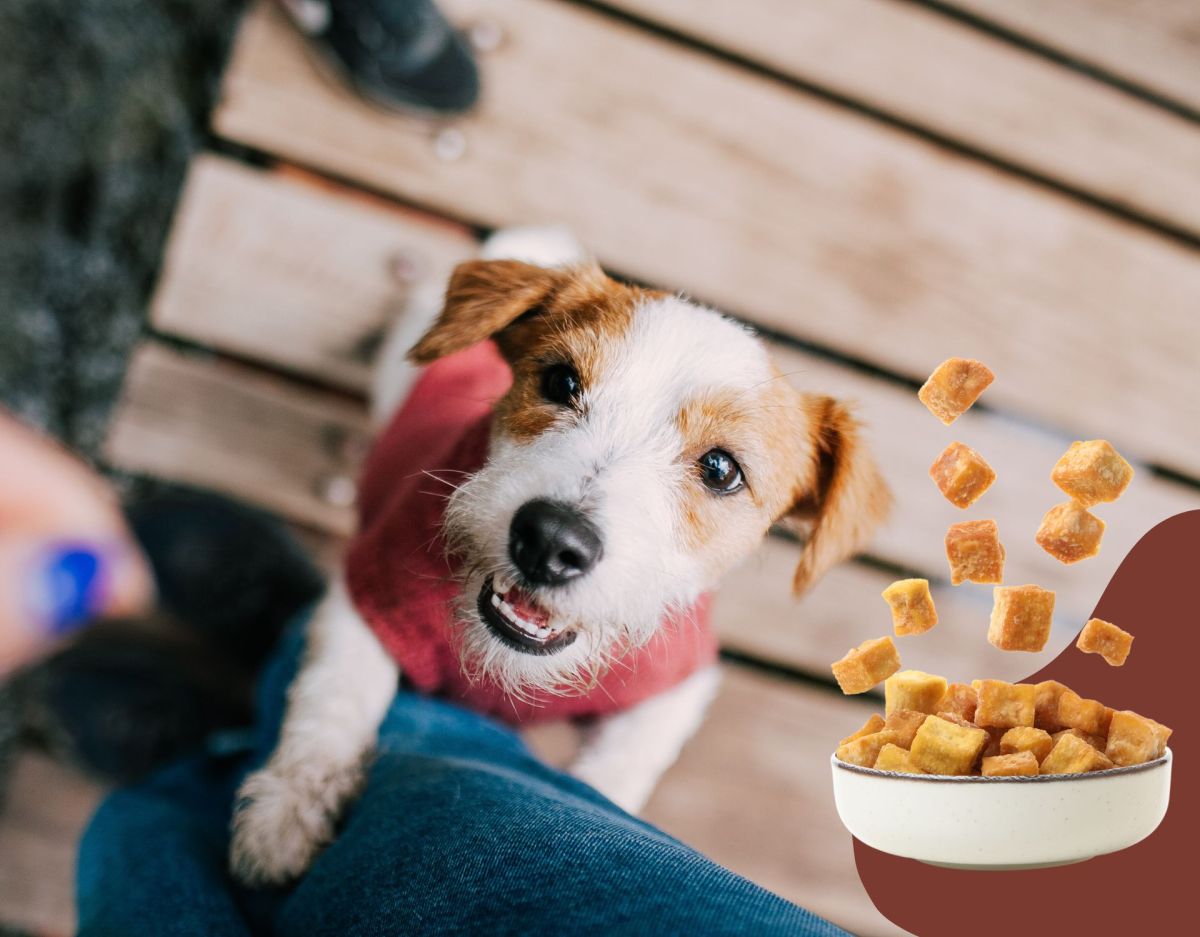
left=409, top=259, right=890, bottom=694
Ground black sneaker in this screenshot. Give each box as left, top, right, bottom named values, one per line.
left=278, top=0, right=481, bottom=115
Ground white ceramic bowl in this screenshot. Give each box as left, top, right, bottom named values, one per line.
left=831, top=749, right=1171, bottom=870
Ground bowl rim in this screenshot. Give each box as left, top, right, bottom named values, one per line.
left=831, top=747, right=1171, bottom=783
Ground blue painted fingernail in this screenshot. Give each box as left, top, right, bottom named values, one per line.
left=32, top=546, right=108, bottom=636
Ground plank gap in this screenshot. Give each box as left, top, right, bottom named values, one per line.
left=909, top=0, right=1200, bottom=123
left=570, top=0, right=1200, bottom=251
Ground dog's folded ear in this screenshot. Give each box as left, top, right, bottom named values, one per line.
left=408, top=259, right=573, bottom=364
left=786, top=395, right=892, bottom=596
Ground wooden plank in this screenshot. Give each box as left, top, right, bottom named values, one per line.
left=0, top=754, right=105, bottom=937
left=954, top=0, right=1200, bottom=114
left=215, top=1, right=1200, bottom=476
left=642, top=667, right=902, bottom=936
left=104, top=345, right=370, bottom=536
left=105, top=341, right=1088, bottom=682
left=145, top=155, right=1200, bottom=632
left=607, top=0, right=1200, bottom=236
left=153, top=155, right=475, bottom=388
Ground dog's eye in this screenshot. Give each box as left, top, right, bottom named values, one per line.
left=541, top=364, right=581, bottom=407
left=697, top=449, right=744, bottom=495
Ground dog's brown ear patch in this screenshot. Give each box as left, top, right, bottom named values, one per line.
left=408, top=259, right=568, bottom=364
left=789, top=395, right=892, bottom=595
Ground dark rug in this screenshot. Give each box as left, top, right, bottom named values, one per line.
left=0, top=0, right=243, bottom=459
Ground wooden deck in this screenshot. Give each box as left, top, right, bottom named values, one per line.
left=4, top=2, right=1199, bottom=934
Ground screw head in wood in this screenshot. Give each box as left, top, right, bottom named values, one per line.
left=469, top=19, right=505, bottom=53
left=433, top=127, right=467, bottom=162
left=316, top=472, right=358, bottom=508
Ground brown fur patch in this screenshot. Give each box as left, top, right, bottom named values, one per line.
left=410, top=258, right=662, bottom=442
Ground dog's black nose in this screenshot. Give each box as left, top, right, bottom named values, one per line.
left=509, top=499, right=603, bottom=586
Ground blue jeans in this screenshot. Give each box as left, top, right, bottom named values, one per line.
left=77, top=618, right=845, bottom=936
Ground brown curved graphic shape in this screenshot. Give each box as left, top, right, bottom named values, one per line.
left=855, top=510, right=1197, bottom=935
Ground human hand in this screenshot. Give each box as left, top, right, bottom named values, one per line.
left=0, top=412, right=152, bottom=674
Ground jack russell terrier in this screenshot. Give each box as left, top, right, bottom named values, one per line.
left=230, top=227, right=891, bottom=885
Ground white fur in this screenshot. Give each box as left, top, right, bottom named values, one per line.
left=230, top=226, right=751, bottom=885
left=444, top=294, right=770, bottom=695
left=229, top=581, right=397, bottom=886
left=570, top=665, right=722, bottom=812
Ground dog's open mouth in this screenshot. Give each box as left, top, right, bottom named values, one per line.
left=477, top=575, right=576, bottom=655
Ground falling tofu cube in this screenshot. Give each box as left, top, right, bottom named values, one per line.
left=909, top=716, right=988, bottom=775
left=945, top=519, right=1006, bottom=585
left=1036, top=501, right=1105, bottom=564
left=1050, top=440, right=1134, bottom=507
left=831, top=636, right=901, bottom=695
left=1075, top=617, right=1134, bottom=667
left=1105, top=710, right=1172, bottom=767
left=987, top=585, right=1055, bottom=652
left=1041, top=732, right=1113, bottom=774
left=918, top=357, right=995, bottom=425
left=929, top=442, right=996, bottom=508
left=884, top=670, right=949, bottom=717
left=881, top=578, right=938, bottom=636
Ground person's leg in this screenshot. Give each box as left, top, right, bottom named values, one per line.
left=80, top=614, right=845, bottom=937
left=275, top=691, right=847, bottom=937
left=75, top=621, right=312, bottom=937
left=76, top=754, right=253, bottom=937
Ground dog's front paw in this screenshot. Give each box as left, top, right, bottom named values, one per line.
left=229, top=762, right=361, bottom=887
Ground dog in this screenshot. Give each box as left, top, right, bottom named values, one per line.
left=229, top=227, right=891, bottom=885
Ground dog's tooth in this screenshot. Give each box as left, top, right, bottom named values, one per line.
left=490, top=593, right=501, bottom=608
left=536, top=627, right=550, bottom=638
left=494, top=572, right=514, bottom=595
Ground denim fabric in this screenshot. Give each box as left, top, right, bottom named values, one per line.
left=77, top=617, right=848, bottom=936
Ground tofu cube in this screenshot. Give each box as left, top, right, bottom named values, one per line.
left=910, top=716, right=989, bottom=775
left=1053, top=728, right=1108, bottom=752
left=836, top=730, right=899, bottom=767
left=988, top=585, right=1055, bottom=652
left=831, top=636, right=901, bottom=694
left=874, top=743, right=923, bottom=774
left=1036, top=501, right=1105, bottom=564
left=1034, top=680, right=1070, bottom=732
left=1076, top=618, right=1134, bottom=667
left=982, top=751, right=1039, bottom=777
left=1041, top=732, right=1114, bottom=774
left=838, top=714, right=887, bottom=747
left=929, top=441, right=996, bottom=509
left=945, top=519, right=1006, bottom=585
left=918, top=357, right=994, bottom=425
left=884, top=670, right=949, bottom=717
left=1051, top=440, right=1134, bottom=507
left=1105, top=710, right=1172, bottom=767
left=975, top=680, right=1037, bottom=729
left=1000, top=726, right=1054, bottom=763
left=881, top=578, right=939, bottom=636
left=1058, top=689, right=1111, bottom=736
left=883, top=709, right=929, bottom=749
left=937, top=683, right=978, bottom=722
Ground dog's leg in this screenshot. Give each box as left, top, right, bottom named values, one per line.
left=229, top=581, right=397, bottom=886
left=568, top=665, right=721, bottom=814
